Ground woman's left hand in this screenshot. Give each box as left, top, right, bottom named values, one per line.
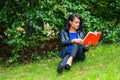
left=85, top=43, right=91, bottom=50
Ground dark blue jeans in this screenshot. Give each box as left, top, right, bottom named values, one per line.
left=60, top=43, right=86, bottom=66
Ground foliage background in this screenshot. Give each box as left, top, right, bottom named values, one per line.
left=0, top=0, right=120, bottom=64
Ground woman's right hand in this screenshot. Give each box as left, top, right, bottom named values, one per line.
left=71, top=38, right=83, bottom=44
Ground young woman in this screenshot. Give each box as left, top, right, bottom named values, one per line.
left=57, top=14, right=91, bottom=73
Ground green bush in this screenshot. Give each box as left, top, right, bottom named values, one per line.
left=0, top=0, right=119, bottom=63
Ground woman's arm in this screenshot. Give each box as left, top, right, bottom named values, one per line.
left=60, top=30, right=72, bottom=46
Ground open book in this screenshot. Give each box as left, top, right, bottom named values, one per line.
left=83, top=31, right=102, bottom=45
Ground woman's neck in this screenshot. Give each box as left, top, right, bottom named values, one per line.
left=69, top=27, right=76, bottom=33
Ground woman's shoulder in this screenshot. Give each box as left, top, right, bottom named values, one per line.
left=77, top=29, right=84, bottom=33
left=77, top=30, right=86, bottom=38
left=60, top=29, right=68, bottom=33
left=77, top=30, right=86, bottom=35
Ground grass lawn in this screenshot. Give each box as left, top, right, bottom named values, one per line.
left=0, top=44, right=120, bottom=80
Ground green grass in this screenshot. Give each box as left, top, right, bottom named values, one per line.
left=0, top=44, right=120, bottom=80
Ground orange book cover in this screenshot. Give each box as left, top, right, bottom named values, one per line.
left=83, top=32, right=102, bottom=45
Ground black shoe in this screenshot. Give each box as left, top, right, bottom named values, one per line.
left=65, top=64, right=71, bottom=70
left=57, top=64, right=64, bottom=73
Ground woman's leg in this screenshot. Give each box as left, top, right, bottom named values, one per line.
left=57, top=54, right=70, bottom=73
left=66, top=43, right=79, bottom=69
left=66, top=43, right=86, bottom=69
left=74, top=45, right=86, bottom=61
left=60, top=54, right=70, bottom=66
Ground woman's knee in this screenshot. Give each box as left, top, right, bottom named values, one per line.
left=81, top=56, right=86, bottom=61
left=72, top=43, right=79, bottom=48
left=73, top=43, right=78, bottom=45
left=77, top=53, right=86, bottom=61
left=80, top=54, right=86, bottom=61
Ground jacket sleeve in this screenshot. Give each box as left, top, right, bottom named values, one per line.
left=60, top=30, right=72, bottom=46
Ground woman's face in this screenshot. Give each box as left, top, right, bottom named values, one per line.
left=69, top=17, right=80, bottom=30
